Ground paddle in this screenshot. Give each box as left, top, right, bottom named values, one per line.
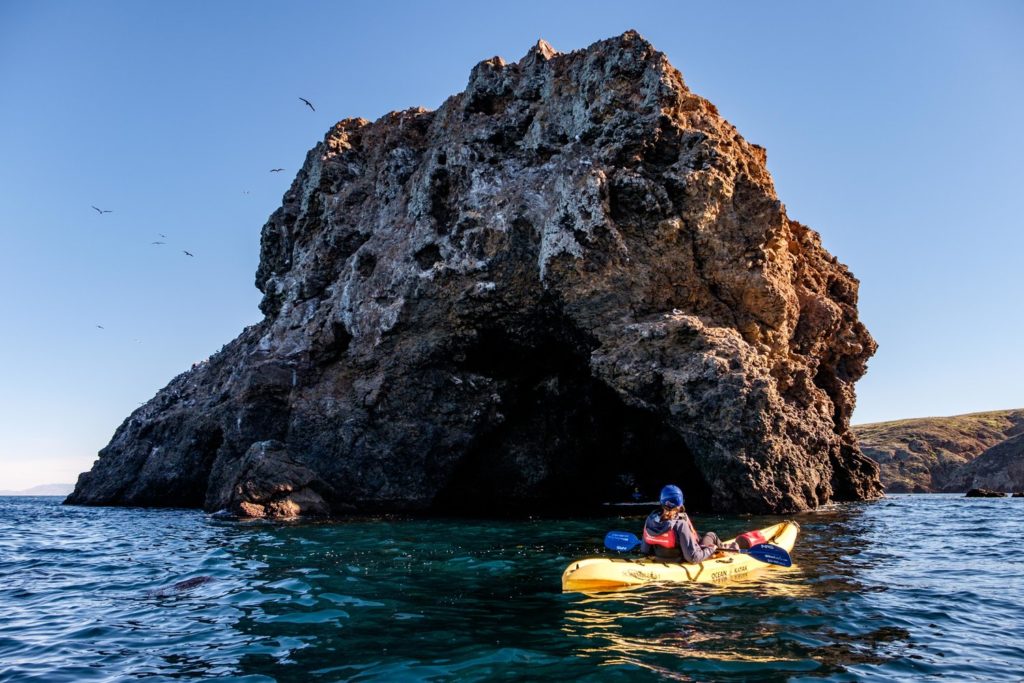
left=603, top=530, right=792, bottom=567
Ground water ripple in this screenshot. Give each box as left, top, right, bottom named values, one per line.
left=1, top=495, right=1022, bottom=680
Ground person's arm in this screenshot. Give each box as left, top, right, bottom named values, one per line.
left=676, top=517, right=716, bottom=563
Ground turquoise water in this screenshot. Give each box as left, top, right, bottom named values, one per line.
left=1, top=495, right=1021, bottom=681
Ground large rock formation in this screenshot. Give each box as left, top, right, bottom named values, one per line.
left=855, top=409, right=1024, bottom=493
left=67, top=31, right=881, bottom=516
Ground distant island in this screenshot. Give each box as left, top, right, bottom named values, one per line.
left=855, top=409, right=1024, bottom=493
left=0, top=483, right=75, bottom=496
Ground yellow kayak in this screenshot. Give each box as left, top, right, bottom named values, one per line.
left=561, top=520, right=800, bottom=593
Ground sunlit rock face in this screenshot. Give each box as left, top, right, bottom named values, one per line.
left=67, top=31, right=882, bottom=516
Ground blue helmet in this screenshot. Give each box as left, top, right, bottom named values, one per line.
left=659, top=484, right=684, bottom=509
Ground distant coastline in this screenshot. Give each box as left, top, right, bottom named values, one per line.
left=0, top=483, right=74, bottom=496
left=855, top=408, right=1024, bottom=493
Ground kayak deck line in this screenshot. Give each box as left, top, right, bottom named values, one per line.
left=561, top=520, right=800, bottom=593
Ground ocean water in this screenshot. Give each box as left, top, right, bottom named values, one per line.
left=1, top=495, right=1021, bottom=682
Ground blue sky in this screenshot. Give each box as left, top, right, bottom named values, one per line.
left=1, top=1, right=1021, bottom=489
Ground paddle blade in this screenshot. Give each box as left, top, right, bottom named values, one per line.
left=604, top=531, right=641, bottom=552
left=746, top=543, right=792, bottom=567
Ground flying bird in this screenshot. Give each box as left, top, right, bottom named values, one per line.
left=270, top=168, right=284, bottom=172
left=158, top=233, right=167, bottom=238
left=96, top=324, right=104, bottom=329
left=183, top=250, right=194, bottom=257
left=299, top=97, right=315, bottom=111
left=91, top=206, right=112, bottom=214
left=151, top=241, right=166, bottom=245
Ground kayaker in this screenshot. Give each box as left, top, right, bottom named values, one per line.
left=640, top=484, right=739, bottom=562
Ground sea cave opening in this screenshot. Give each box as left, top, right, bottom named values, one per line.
left=432, top=323, right=712, bottom=515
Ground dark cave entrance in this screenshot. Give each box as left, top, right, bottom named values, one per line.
left=432, top=323, right=712, bottom=515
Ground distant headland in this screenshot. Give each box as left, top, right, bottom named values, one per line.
left=855, top=409, right=1024, bottom=493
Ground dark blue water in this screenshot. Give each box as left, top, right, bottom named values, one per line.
left=1, top=495, right=1021, bottom=681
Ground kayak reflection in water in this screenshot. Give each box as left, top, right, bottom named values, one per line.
left=640, top=484, right=740, bottom=563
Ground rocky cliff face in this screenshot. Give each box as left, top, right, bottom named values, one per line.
left=67, top=31, right=881, bottom=516
left=856, top=409, right=1024, bottom=492
left=947, top=433, right=1024, bottom=493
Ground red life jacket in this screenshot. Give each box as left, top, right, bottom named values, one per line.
left=643, top=514, right=699, bottom=549
left=643, top=525, right=677, bottom=548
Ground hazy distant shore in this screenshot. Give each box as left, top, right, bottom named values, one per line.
left=0, top=483, right=74, bottom=496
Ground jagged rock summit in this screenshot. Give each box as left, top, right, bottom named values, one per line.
left=67, top=31, right=882, bottom=517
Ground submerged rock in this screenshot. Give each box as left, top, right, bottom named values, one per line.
left=147, top=576, right=216, bottom=597
left=66, top=31, right=881, bottom=517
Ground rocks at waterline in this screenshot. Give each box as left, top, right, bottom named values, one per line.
left=66, top=31, right=881, bottom=518
left=965, top=488, right=1007, bottom=498
left=207, top=440, right=333, bottom=518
